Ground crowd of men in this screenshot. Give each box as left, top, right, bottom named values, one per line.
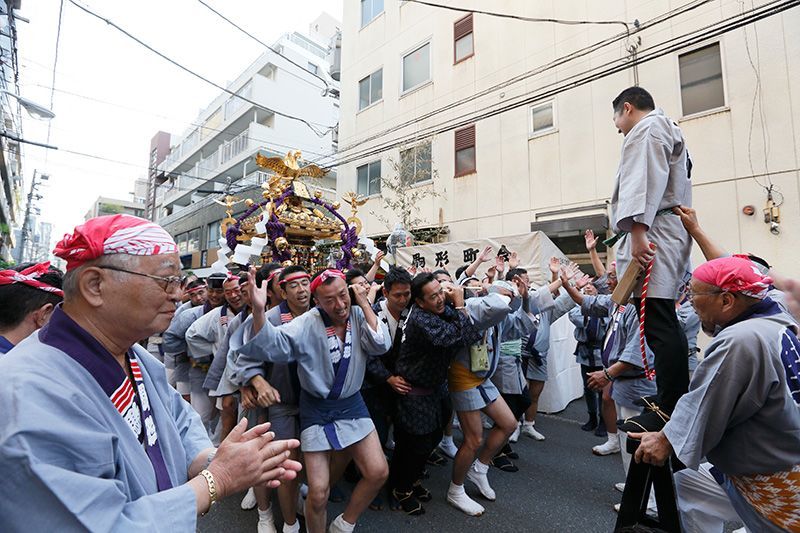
left=0, top=86, right=798, bottom=533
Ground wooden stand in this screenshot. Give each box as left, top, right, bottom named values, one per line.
left=614, top=438, right=683, bottom=532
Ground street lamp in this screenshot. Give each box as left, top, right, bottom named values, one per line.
left=0, top=89, right=55, bottom=120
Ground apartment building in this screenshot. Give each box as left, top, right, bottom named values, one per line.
left=151, top=13, right=341, bottom=271
left=337, top=0, right=800, bottom=275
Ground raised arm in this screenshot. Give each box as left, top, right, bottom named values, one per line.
left=584, top=229, right=606, bottom=277
left=365, top=250, right=386, bottom=283
left=463, top=245, right=493, bottom=279
left=672, top=206, right=727, bottom=261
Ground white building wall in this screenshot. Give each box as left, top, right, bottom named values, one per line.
left=155, top=23, right=340, bottom=219
left=338, top=1, right=800, bottom=276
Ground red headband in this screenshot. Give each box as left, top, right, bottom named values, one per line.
left=265, top=268, right=284, bottom=286
left=310, top=269, right=345, bottom=293
left=0, top=262, right=64, bottom=297
left=693, top=256, right=773, bottom=299
left=185, top=284, right=206, bottom=294
left=279, top=272, right=311, bottom=285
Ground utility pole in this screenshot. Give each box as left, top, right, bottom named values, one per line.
left=15, top=170, right=47, bottom=264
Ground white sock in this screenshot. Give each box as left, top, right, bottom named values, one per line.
left=441, top=435, right=454, bottom=446
left=448, top=481, right=465, bottom=494
left=607, top=432, right=618, bottom=444
left=258, top=504, right=272, bottom=518
left=472, top=459, right=489, bottom=474
left=283, top=521, right=300, bottom=533
left=333, top=514, right=355, bottom=532
left=523, top=420, right=534, bottom=427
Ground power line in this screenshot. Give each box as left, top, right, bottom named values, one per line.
left=404, top=0, right=633, bottom=29
left=65, top=0, right=335, bottom=137
left=334, top=0, right=791, bottom=167
left=45, top=0, right=65, bottom=150
left=329, top=0, right=798, bottom=169
left=31, top=84, right=333, bottom=160
left=194, top=0, right=330, bottom=91
left=335, top=0, right=716, bottom=158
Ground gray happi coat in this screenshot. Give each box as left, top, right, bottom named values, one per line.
left=612, top=108, right=692, bottom=299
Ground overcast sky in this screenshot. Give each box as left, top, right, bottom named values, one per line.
left=15, top=0, right=343, bottom=247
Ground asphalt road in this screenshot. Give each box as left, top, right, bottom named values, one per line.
left=199, top=399, right=625, bottom=533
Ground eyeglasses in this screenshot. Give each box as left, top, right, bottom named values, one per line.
left=97, top=265, right=183, bottom=293
left=686, top=288, right=725, bottom=301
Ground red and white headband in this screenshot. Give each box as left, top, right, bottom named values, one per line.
left=279, top=272, right=311, bottom=285
left=53, top=214, right=178, bottom=271
left=0, top=262, right=63, bottom=297
left=309, top=269, right=345, bottom=293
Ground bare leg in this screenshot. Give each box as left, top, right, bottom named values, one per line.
left=342, top=430, right=389, bottom=525
left=477, top=397, right=516, bottom=465
left=277, top=449, right=301, bottom=526
left=304, top=451, right=331, bottom=533
left=451, top=409, right=483, bottom=485
left=219, top=395, right=238, bottom=442
left=524, top=379, right=545, bottom=422
left=254, top=485, right=271, bottom=512
left=601, top=384, right=617, bottom=434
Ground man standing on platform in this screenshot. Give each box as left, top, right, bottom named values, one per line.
left=609, top=86, right=693, bottom=431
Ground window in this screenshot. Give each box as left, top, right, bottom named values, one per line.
left=454, top=14, right=474, bottom=63
left=361, top=0, right=384, bottom=27
left=402, top=43, right=431, bottom=93
left=207, top=220, right=221, bottom=249
left=307, top=62, right=319, bottom=75
left=177, top=233, right=188, bottom=254
left=400, top=141, right=432, bottom=184
left=679, top=43, right=724, bottom=116
left=357, top=161, right=382, bottom=196
left=186, top=228, right=200, bottom=253
left=454, top=125, right=476, bottom=177
left=358, top=69, right=383, bottom=110
left=530, top=101, right=555, bottom=135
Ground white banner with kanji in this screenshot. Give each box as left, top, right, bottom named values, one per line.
left=393, top=231, right=567, bottom=286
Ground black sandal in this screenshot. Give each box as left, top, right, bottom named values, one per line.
left=502, top=443, right=519, bottom=460
left=426, top=449, right=447, bottom=466
left=391, top=489, right=425, bottom=516
left=491, top=453, right=519, bottom=472
left=412, top=482, right=432, bottom=502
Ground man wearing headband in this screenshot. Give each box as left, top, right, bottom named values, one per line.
left=163, top=272, right=227, bottom=402
left=161, top=278, right=207, bottom=399
left=0, top=214, right=301, bottom=529
left=237, top=267, right=391, bottom=533
left=673, top=204, right=792, bottom=316
left=0, top=262, right=63, bottom=355
left=231, top=264, right=310, bottom=533
left=631, top=256, right=800, bottom=532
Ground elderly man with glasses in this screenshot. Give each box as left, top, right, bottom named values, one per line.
left=631, top=256, right=800, bottom=532
left=0, top=215, right=301, bottom=531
